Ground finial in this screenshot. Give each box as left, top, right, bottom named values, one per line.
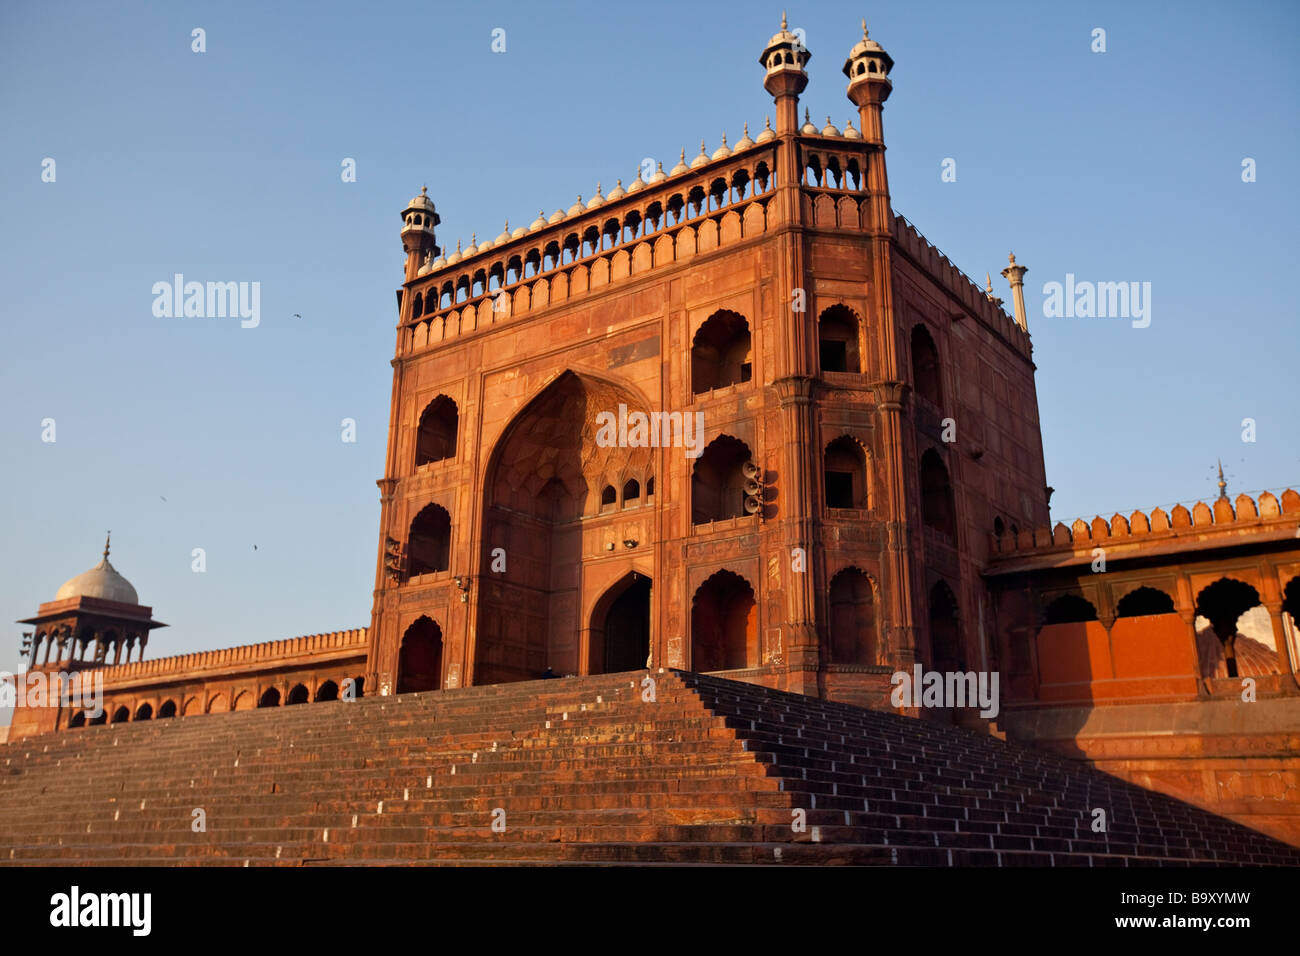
left=596, top=182, right=602, bottom=194
left=471, top=232, right=477, bottom=244
left=986, top=273, right=993, bottom=293
left=781, top=10, right=788, bottom=30
left=1008, top=251, right=1017, bottom=265
left=700, top=138, right=707, bottom=152
left=1217, top=460, right=1227, bottom=499
left=615, top=178, right=622, bottom=188
left=455, top=239, right=462, bottom=251
left=420, top=185, right=428, bottom=197
left=680, top=148, right=686, bottom=162
left=743, top=122, right=750, bottom=136
left=765, top=116, right=773, bottom=131
left=862, top=18, right=868, bottom=40
left=103, top=531, right=111, bottom=560
left=805, top=107, right=811, bottom=122
left=503, top=219, right=509, bottom=230
left=657, top=161, right=665, bottom=172
left=721, top=133, right=728, bottom=147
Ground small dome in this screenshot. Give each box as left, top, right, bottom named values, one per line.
left=822, top=116, right=841, bottom=137
left=800, top=108, right=818, bottom=135
left=465, top=233, right=479, bottom=256
left=417, top=257, right=433, bottom=277
left=530, top=210, right=548, bottom=231
left=55, top=539, right=139, bottom=606
left=478, top=237, right=493, bottom=252
left=567, top=195, right=585, bottom=216
left=586, top=184, right=605, bottom=209
left=734, top=123, right=755, bottom=151
left=446, top=240, right=463, bottom=265
left=606, top=179, right=626, bottom=201
left=669, top=150, right=689, bottom=176
left=495, top=221, right=511, bottom=244
left=765, top=12, right=799, bottom=49
left=711, top=134, right=732, bottom=161
left=548, top=209, right=566, bottom=224
left=431, top=253, right=446, bottom=269
left=511, top=225, right=527, bottom=239
left=405, top=185, right=435, bottom=212
left=689, top=140, right=709, bottom=169
left=848, top=20, right=889, bottom=62
left=843, top=118, right=862, bottom=140
left=649, top=161, right=668, bottom=184
left=755, top=117, right=776, bottom=144
left=626, top=168, right=645, bottom=194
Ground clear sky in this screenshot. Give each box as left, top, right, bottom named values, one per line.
left=1, top=0, right=1296, bottom=680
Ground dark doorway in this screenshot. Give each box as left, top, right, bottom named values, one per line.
left=397, top=616, right=443, bottom=693
left=602, top=575, right=651, bottom=673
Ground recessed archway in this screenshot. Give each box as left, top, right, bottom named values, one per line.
left=397, top=616, right=443, bottom=693
left=827, top=568, right=876, bottom=665
left=475, top=370, right=652, bottom=685
left=928, top=580, right=964, bottom=673
left=690, top=570, right=757, bottom=671
left=589, top=573, right=652, bottom=674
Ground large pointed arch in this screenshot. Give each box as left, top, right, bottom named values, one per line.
left=474, top=370, right=652, bottom=685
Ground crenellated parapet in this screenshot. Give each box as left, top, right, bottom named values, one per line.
left=890, top=215, right=1032, bottom=357
left=97, top=628, right=368, bottom=689
left=989, top=489, right=1300, bottom=566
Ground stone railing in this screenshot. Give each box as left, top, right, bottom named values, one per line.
left=400, top=144, right=780, bottom=354
left=990, top=489, right=1300, bottom=557
left=98, top=628, right=368, bottom=685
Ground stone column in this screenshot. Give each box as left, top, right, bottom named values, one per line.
left=774, top=376, right=820, bottom=695
left=1264, top=601, right=1298, bottom=688
left=874, top=382, right=918, bottom=667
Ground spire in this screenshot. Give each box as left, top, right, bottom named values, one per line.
left=781, top=10, right=787, bottom=31
left=1217, top=460, right=1228, bottom=499
left=1001, top=251, right=1029, bottom=331
left=103, top=531, right=111, bottom=561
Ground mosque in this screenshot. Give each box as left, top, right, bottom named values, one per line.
left=8, top=16, right=1300, bottom=848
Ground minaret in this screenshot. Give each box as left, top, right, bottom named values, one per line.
left=759, top=12, right=809, bottom=135
left=1216, top=460, right=1228, bottom=499
left=1001, top=252, right=1029, bottom=330
left=842, top=19, right=893, bottom=146
left=400, top=186, right=440, bottom=285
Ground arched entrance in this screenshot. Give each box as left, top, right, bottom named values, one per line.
left=589, top=573, right=652, bottom=674
left=690, top=570, right=757, bottom=671
left=828, top=567, right=876, bottom=665
left=397, top=616, right=443, bottom=693
left=928, top=580, right=964, bottom=673
left=475, top=371, right=651, bottom=684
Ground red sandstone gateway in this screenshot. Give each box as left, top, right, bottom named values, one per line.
left=5, top=17, right=1299, bottom=864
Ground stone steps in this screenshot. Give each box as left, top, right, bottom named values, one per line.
left=2, top=668, right=1298, bottom=866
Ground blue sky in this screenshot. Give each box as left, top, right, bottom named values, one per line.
left=1, top=0, right=1296, bottom=676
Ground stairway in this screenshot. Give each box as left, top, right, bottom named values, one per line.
left=0, top=669, right=1295, bottom=866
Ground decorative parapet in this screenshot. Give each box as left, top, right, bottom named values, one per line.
left=890, top=215, right=1030, bottom=355
left=398, top=128, right=885, bottom=356
left=987, top=489, right=1300, bottom=570
left=98, top=628, right=367, bottom=689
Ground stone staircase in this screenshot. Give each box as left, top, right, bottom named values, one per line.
left=0, top=669, right=1296, bottom=866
